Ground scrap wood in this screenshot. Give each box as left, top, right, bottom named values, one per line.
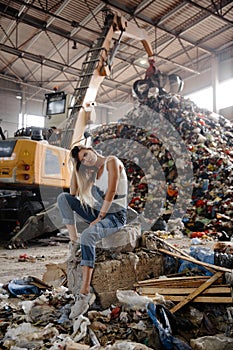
left=169, top=271, right=223, bottom=313
left=154, top=235, right=197, bottom=259
left=137, top=285, right=231, bottom=296
left=154, top=295, right=233, bottom=303
left=139, top=288, right=233, bottom=303
left=154, top=236, right=216, bottom=274
left=159, top=248, right=233, bottom=273
left=135, top=275, right=223, bottom=287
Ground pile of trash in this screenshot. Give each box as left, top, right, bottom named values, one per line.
left=91, top=93, right=232, bottom=237
left=1, top=280, right=233, bottom=349
left=1, top=232, right=233, bottom=350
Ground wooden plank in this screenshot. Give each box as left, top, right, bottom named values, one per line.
left=138, top=282, right=206, bottom=288
left=154, top=236, right=198, bottom=260
left=141, top=293, right=233, bottom=303
left=135, top=277, right=223, bottom=288
left=169, top=271, right=223, bottom=313
left=159, top=248, right=233, bottom=273
left=159, top=295, right=233, bottom=303
left=136, top=286, right=231, bottom=295
left=136, top=275, right=211, bottom=285
left=154, top=236, right=216, bottom=273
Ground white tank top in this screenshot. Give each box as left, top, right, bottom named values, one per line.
left=94, top=156, right=128, bottom=209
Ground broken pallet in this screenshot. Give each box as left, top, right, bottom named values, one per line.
left=135, top=272, right=233, bottom=313
left=138, top=237, right=233, bottom=313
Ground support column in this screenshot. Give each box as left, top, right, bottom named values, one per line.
left=211, top=54, right=219, bottom=113
left=17, top=88, right=26, bottom=129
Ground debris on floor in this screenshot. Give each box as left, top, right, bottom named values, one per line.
left=1, top=231, right=233, bottom=349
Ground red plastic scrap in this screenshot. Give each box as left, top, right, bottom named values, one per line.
left=110, top=306, right=121, bottom=319
left=18, top=253, right=29, bottom=262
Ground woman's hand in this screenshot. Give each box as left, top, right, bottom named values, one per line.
left=89, top=212, right=106, bottom=226
left=89, top=217, right=102, bottom=226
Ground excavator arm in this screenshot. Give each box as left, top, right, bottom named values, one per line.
left=59, top=9, right=154, bottom=150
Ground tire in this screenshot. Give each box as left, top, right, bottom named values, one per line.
left=18, top=200, right=44, bottom=228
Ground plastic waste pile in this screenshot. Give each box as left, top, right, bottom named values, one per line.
left=91, top=93, right=232, bottom=237
left=1, top=283, right=233, bottom=349
left=1, top=225, right=233, bottom=349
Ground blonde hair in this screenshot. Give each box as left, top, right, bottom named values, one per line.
left=70, top=145, right=98, bottom=207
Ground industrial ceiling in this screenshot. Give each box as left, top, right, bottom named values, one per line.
left=0, top=0, right=232, bottom=105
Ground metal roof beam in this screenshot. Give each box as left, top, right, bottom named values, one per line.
left=156, top=3, right=187, bottom=25
left=184, top=0, right=233, bottom=25
left=0, top=3, right=93, bottom=46
left=133, top=0, right=155, bottom=16
left=1, top=0, right=74, bottom=78
left=22, top=2, right=105, bottom=81
left=0, top=0, right=101, bottom=35
left=0, top=44, right=82, bottom=75
left=0, top=0, right=32, bottom=44
left=102, top=0, right=232, bottom=54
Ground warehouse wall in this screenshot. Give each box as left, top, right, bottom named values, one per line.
left=0, top=80, right=21, bottom=137
left=97, top=103, right=133, bottom=124
left=182, top=57, right=233, bottom=119
left=182, top=57, right=233, bottom=95
left=0, top=79, right=46, bottom=137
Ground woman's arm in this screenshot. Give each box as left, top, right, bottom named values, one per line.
left=70, top=168, right=78, bottom=196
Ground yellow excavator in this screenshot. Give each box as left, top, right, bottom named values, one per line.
left=0, top=9, right=183, bottom=246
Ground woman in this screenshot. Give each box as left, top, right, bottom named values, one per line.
left=57, top=145, right=128, bottom=319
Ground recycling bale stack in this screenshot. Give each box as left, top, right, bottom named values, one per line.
left=91, top=94, right=233, bottom=237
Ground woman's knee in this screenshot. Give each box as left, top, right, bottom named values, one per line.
left=81, top=228, right=97, bottom=246
left=57, top=192, right=70, bottom=206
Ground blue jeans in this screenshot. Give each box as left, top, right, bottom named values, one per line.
left=57, top=190, right=127, bottom=268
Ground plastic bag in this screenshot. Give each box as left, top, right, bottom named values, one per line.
left=147, top=303, right=193, bottom=350
left=72, top=315, right=91, bottom=342
left=116, top=290, right=153, bottom=310
left=7, top=278, right=41, bottom=297
left=105, top=340, right=153, bottom=349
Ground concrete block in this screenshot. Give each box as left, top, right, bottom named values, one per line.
left=96, top=222, right=142, bottom=253
left=92, top=250, right=163, bottom=308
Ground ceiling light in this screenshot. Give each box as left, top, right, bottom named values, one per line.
left=139, top=59, right=147, bottom=65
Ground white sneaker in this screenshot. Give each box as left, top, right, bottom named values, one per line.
left=69, top=292, right=96, bottom=319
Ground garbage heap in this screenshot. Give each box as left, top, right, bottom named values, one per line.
left=1, top=231, right=233, bottom=350
left=91, top=93, right=232, bottom=237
